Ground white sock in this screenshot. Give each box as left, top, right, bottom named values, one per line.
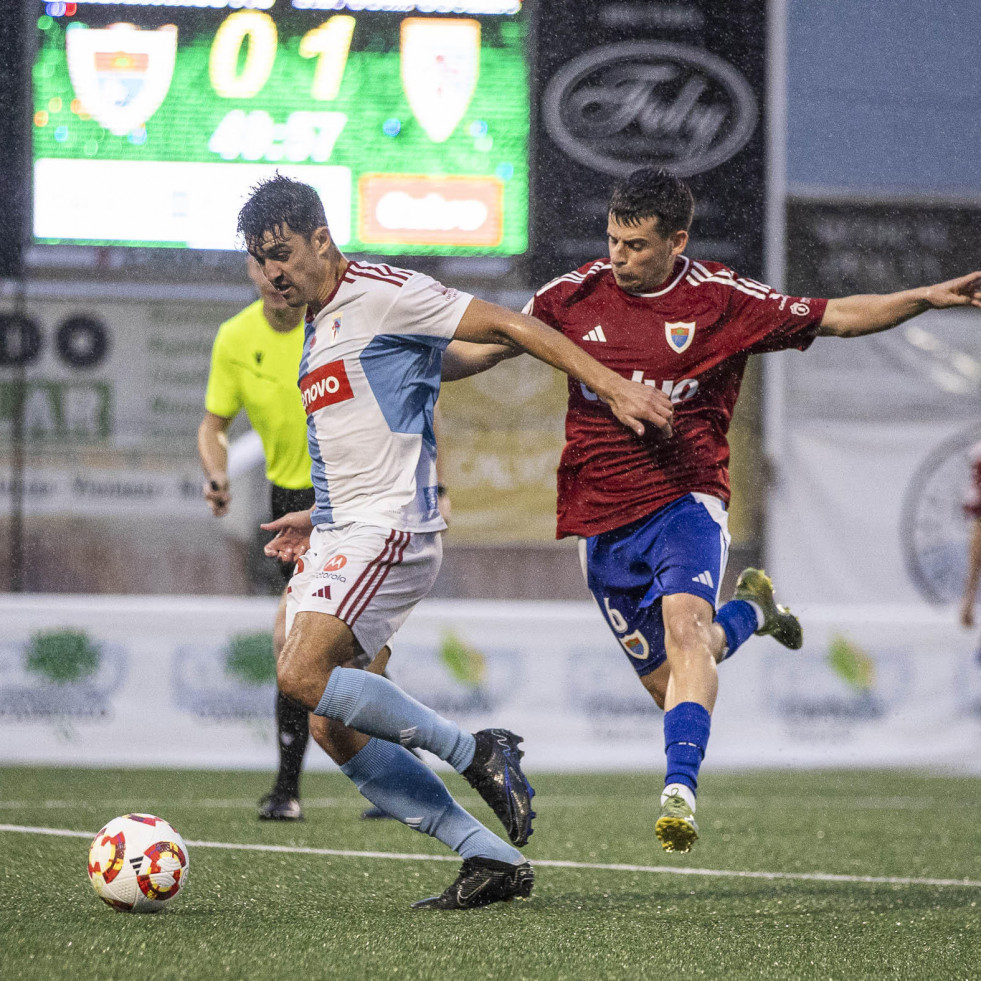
left=661, top=782, right=696, bottom=812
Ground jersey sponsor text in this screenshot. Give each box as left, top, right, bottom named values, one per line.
left=300, top=360, right=354, bottom=414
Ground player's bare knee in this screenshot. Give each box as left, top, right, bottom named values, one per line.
left=276, top=638, right=326, bottom=707
left=663, top=619, right=712, bottom=665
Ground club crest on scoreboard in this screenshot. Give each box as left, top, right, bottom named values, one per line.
left=66, top=24, right=178, bottom=137
left=400, top=18, right=480, bottom=144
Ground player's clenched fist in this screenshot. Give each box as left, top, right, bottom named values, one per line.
left=203, top=476, right=231, bottom=517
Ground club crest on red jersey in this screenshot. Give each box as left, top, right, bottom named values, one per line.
left=665, top=321, right=696, bottom=354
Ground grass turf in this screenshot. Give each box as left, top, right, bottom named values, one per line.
left=1, top=766, right=979, bottom=980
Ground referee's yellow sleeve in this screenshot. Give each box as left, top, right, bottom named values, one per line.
left=204, top=329, right=242, bottom=420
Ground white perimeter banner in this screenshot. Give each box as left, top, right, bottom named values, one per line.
left=767, top=308, right=981, bottom=605
left=1, top=595, right=980, bottom=774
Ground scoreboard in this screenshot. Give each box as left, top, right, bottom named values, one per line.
left=30, top=0, right=529, bottom=255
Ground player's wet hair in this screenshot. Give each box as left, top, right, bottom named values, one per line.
left=238, top=173, right=329, bottom=254
left=609, top=168, right=694, bottom=234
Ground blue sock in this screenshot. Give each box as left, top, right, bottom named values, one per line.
left=341, top=738, right=522, bottom=864
left=714, top=599, right=761, bottom=661
left=316, top=667, right=476, bottom=772
left=663, top=701, right=712, bottom=795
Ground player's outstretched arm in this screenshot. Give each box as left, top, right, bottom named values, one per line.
left=441, top=338, right=519, bottom=381
left=818, top=272, right=981, bottom=338
left=454, top=298, right=673, bottom=437
left=261, top=508, right=315, bottom=563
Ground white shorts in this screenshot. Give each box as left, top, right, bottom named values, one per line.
left=286, top=522, right=442, bottom=658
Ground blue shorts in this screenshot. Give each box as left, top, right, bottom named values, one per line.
left=578, top=493, right=731, bottom=677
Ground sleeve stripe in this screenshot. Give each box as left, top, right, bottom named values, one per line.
left=534, top=259, right=609, bottom=299
left=348, top=261, right=411, bottom=285
left=686, top=261, right=771, bottom=300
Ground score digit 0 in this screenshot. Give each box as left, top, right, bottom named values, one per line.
left=209, top=11, right=278, bottom=100
left=210, top=12, right=355, bottom=102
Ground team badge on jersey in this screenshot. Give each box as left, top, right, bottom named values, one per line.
left=665, top=321, right=696, bottom=354
left=329, top=314, right=343, bottom=345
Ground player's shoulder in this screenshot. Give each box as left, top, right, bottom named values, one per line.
left=533, top=258, right=611, bottom=302
left=345, top=260, right=415, bottom=291
left=682, top=258, right=773, bottom=301
left=214, top=300, right=266, bottom=346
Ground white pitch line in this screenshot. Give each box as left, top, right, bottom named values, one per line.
left=2, top=823, right=979, bottom=889
left=0, top=795, right=957, bottom=812
left=0, top=798, right=352, bottom=811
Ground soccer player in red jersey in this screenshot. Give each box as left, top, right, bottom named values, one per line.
left=444, top=167, right=981, bottom=853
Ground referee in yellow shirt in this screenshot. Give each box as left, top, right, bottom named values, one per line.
left=198, top=258, right=313, bottom=820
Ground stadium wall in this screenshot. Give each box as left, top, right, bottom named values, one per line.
left=3, top=595, right=979, bottom=774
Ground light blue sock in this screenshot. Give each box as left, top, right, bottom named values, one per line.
left=341, top=738, right=522, bottom=864
left=316, top=667, right=476, bottom=772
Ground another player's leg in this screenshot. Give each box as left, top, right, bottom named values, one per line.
left=357, top=646, right=396, bottom=820
left=308, top=711, right=533, bottom=909
left=258, top=589, right=309, bottom=821
left=655, top=591, right=724, bottom=853
left=284, top=612, right=535, bottom=846
left=279, top=525, right=535, bottom=847
left=582, top=495, right=731, bottom=854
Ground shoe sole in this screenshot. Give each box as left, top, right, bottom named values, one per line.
left=655, top=816, right=698, bottom=853
left=502, top=733, right=537, bottom=846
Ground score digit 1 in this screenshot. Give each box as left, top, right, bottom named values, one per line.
left=299, top=15, right=356, bottom=101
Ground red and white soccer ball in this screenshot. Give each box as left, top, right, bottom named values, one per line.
left=87, top=813, right=190, bottom=913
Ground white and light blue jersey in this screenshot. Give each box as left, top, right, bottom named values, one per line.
left=298, top=261, right=471, bottom=532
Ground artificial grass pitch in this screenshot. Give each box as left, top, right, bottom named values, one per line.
left=1, top=766, right=979, bottom=980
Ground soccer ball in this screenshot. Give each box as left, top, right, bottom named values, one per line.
left=87, top=813, right=190, bottom=913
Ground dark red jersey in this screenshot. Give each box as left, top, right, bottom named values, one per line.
left=526, top=256, right=828, bottom=538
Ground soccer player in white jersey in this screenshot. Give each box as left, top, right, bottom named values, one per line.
left=236, top=174, right=674, bottom=909
left=443, top=167, right=981, bottom=856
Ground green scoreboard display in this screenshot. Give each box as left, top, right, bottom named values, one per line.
left=31, top=0, right=529, bottom=256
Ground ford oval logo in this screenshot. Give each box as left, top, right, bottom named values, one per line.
left=542, top=41, right=759, bottom=177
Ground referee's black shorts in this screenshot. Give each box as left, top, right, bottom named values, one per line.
left=270, top=484, right=316, bottom=583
